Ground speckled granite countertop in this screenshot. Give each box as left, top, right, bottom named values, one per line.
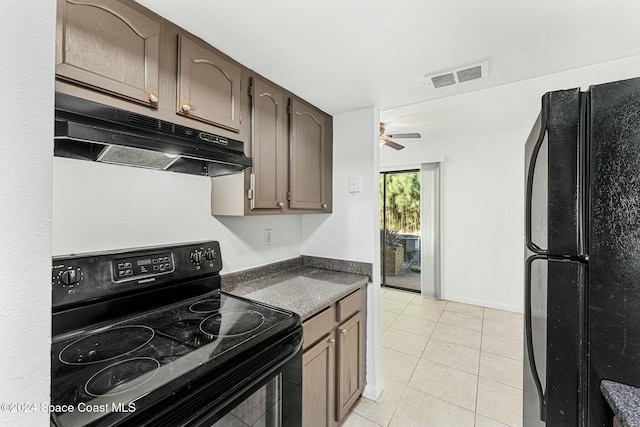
left=601, top=380, right=640, bottom=427
left=223, top=266, right=368, bottom=320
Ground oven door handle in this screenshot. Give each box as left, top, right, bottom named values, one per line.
left=135, top=327, right=303, bottom=427
left=188, top=329, right=303, bottom=426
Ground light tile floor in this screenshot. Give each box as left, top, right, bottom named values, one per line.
left=340, top=287, right=524, bottom=427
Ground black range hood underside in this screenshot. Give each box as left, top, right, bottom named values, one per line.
left=54, top=93, right=252, bottom=177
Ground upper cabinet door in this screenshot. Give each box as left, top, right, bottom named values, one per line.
left=289, top=98, right=328, bottom=210
left=177, top=35, right=242, bottom=132
left=56, top=0, right=160, bottom=107
left=250, top=77, right=287, bottom=210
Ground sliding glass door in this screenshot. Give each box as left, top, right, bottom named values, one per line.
left=380, top=170, right=421, bottom=292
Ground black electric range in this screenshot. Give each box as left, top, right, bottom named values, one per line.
left=50, top=241, right=302, bottom=427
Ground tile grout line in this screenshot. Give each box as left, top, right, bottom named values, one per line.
left=415, top=351, right=480, bottom=376
left=383, top=298, right=525, bottom=426
left=399, top=308, right=481, bottom=419
left=348, top=407, right=387, bottom=427
left=384, top=301, right=441, bottom=426
left=378, top=297, right=523, bottom=427
left=384, top=383, right=409, bottom=427
left=403, top=383, right=479, bottom=418
left=474, top=307, right=485, bottom=425
left=479, top=347, right=524, bottom=362
left=476, top=371, right=524, bottom=391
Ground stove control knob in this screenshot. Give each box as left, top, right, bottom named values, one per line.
left=61, top=270, right=79, bottom=286
left=191, top=251, right=204, bottom=264
left=204, top=249, right=216, bottom=262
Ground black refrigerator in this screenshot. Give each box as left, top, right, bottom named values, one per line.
left=524, top=77, right=640, bottom=427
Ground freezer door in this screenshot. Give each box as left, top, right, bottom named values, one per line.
left=525, top=89, right=582, bottom=257
left=524, top=256, right=584, bottom=427
left=587, top=77, right=640, bottom=427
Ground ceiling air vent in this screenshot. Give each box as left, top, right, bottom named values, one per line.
left=431, top=73, right=456, bottom=88
left=426, top=61, right=489, bottom=89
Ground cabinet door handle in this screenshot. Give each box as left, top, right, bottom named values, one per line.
left=328, top=338, right=335, bottom=345
left=149, top=93, right=159, bottom=104
left=340, top=329, right=347, bottom=336
left=321, top=203, right=327, bottom=209
left=181, top=104, right=191, bottom=113
left=277, top=202, right=284, bottom=208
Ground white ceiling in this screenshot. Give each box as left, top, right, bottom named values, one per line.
left=136, top=0, right=640, bottom=132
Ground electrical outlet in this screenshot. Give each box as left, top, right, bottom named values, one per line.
left=264, top=229, right=273, bottom=246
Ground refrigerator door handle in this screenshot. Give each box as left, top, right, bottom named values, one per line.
left=525, top=99, right=548, bottom=255
left=525, top=254, right=546, bottom=421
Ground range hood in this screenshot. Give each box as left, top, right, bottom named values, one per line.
left=54, top=92, right=252, bottom=176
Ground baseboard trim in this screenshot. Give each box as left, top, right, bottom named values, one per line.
left=444, top=294, right=523, bottom=313
left=363, top=380, right=384, bottom=401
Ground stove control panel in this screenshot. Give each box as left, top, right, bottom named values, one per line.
left=52, top=265, right=84, bottom=291
left=113, top=252, right=174, bottom=281
left=189, top=245, right=218, bottom=270
left=190, top=247, right=217, bottom=265
left=52, top=241, right=223, bottom=311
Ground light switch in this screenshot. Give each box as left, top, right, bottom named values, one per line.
left=349, top=175, right=362, bottom=193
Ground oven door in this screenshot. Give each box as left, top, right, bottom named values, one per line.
left=135, top=327, right=302, bottom=427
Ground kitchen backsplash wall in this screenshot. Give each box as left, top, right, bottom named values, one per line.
left=52, top=157, right=302, bottom=273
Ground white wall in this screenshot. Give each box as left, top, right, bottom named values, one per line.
left=384, top=131, right=526, bottom=311
left=302, top=107, right=384, bottom=399
left=302, top=108, right=378, bottom=263
left=53, top=158, right=302, bottom=273
left=0, top=2, right=55, bottom=425
left=381, top=56, right=640, bottom=313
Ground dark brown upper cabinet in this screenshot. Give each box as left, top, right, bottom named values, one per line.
left=250, top=77, right=288, bottom=211
left=56, top=0, right=160, bottom=107
left=177, top=35, right=242, bottom=132
left=210, top=82, right=333, bottom=216
left=289, top=98, right=330, bottom=211
left=54, top=0, right=332, bottom=216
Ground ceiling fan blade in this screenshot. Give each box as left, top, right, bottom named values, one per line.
left=384, top=140, right=405, bottom=150
left=386, top=132, right=421, bottom=139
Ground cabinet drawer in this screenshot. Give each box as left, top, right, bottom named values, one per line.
left=336, top=289, right=362, bottom=323
left=303, top=306, right=335, bottom=351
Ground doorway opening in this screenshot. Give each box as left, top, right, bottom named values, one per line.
left=380, top=170, right=421, bottom=292
left=380, top=164, right=441, bottom=297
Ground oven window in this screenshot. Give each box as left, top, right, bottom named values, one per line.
left=213, top=374, right=282, bottom=427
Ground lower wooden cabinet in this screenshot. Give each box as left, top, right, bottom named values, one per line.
left=336, top=312, right=364, bottom=421
left=302, top=331, right=336, bottom=427
left=302, top=288, right=365, bottom=426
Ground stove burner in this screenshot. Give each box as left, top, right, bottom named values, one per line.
left=189, top=299, right=227, bottom=314
left=199, top=310, right=265, bottom=338
left=85, top=357, right=160, bottom=397
left=59, top=325, right=154, bottom=365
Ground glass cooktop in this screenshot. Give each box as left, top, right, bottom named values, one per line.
left=50, top=291, right=297, bottom=427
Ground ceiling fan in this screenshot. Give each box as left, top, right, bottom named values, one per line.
left=379, top=122, right=421, bottom=150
